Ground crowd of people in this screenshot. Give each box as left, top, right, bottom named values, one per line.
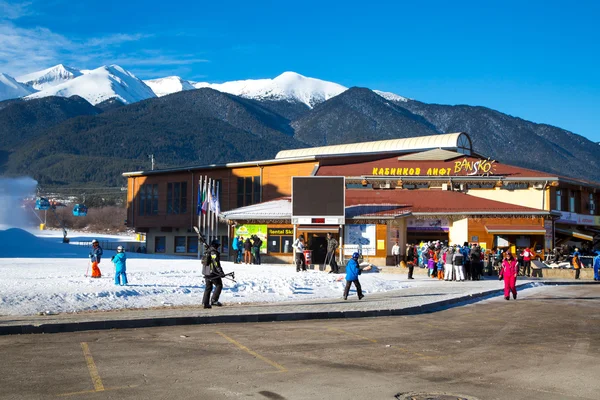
left=231, top=235, right=263, bottom=265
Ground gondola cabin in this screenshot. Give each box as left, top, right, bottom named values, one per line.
left=35, top=198, right=51, bottom=211
left=73, top=204, right=88, bottom=217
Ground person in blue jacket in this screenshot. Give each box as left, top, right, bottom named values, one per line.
left=593, top=250, right=600, bottom=281
left=111, top=246, right=128, bottom=286
left=343, top=252, right=364, bottom=300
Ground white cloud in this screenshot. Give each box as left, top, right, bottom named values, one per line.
left=0, top=21, right=208, bottom=77
left=0, top=1, right=35, bottom=20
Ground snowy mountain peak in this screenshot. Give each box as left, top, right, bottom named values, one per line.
left=373, top=90, right=408, bottom=103
left=0, top=73, right=36, bottom=101
left=17, top=64, right=82, bottom=91
left=144, top=76, right=195, bottom=97
left=192, top=71, right=347, bottom=108
left=25, top=64, right=156, bottom=105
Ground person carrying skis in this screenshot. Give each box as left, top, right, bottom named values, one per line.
left=326, top=232, right=339, bottom=273
left=111, top=245, right=128, bottom=286
left=343, top=252, right=364, bottom=300
left=202, top=239, right=226, bottom=309
left=89, top=239, right=103, bottom=278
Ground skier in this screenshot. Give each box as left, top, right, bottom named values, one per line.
left=202, top=239, right=226, bottom=309
left=343, top=252, right=364, bottom=300
left=292, top=235, right=306, bottom=272
left=593, top=250, right=600, bottom=281
left=500, top=251, right=518, bottom=300
left=326, top=233, right=339, bottom=273
left=89, top=239, right=103, bottom=278
left=111, top=245, right=128, bottom=286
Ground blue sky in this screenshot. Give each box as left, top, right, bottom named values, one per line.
left=1, top=0, right=599, bottom=141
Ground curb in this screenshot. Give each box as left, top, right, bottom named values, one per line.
left=0, top=281, right=595, bottom=336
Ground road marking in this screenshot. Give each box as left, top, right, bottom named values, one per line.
left=80, top=342, right=104, bottom=392
left=216, top=331, right=287, bottom=372
left=327, top=327, right=378, bottom=343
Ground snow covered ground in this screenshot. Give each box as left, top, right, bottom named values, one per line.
left=0, top=227, right=414, bottom=316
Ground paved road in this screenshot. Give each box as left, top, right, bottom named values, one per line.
left=0, top=285, right=598, bottom=400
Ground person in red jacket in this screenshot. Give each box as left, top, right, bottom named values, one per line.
left=500, top=251, right=518, bottom=300
left=521, top=247, right=534, bottom=277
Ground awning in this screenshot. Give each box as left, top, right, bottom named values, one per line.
left=555, top=228, right=594, bottom=241
left=485, top=225, right=546, bottom=235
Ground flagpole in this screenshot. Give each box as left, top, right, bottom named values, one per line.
left=210, top=178, right=215, bottom=244
left=197, top=176, right=202, bottom=260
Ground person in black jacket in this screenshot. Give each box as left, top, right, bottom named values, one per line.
left=202, top=239, right=225, bottom=309
left=252, top=235, right=262, bottom=265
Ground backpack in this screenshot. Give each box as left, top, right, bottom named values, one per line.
left=471, top=248, right=481, bottom=262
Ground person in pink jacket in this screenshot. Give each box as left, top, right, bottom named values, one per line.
left=500, top=252, right=518, bottom=300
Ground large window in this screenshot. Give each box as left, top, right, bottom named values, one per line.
left=237, top=176, right=261, bottom=207
left=556, top=189, right=563, bottom=211
left=267, top=227, right=294, bottom=254
left=590, top=193, right=596, bottom=215
left=155, top=236, right=166, bottom=253
left=167, top=182, right=188, bottom=215
left=187, top=236, right=198, bottom=254
left=139, top=184, right=159, bottom=216
left=174, top=236, right=186, bottom=253
left=569, top=191, right=576, bottom=213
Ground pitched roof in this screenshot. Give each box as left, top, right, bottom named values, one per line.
left=275, top=132, right=472, bottom=159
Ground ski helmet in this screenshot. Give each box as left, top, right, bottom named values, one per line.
left=352, top=252, right=360, bottom=260
left=117, top=246, right=123, bottom=252
left=91, top=239, right=98, bottom=244
left=210, top=239, right=221, bottom=248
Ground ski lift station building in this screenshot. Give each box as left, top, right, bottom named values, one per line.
left=122, top=132, right=600, bottom=265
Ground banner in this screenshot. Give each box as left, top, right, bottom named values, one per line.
left=235, top=224, right=267, bottom=254
left=344, top=224, right=376, bottom=255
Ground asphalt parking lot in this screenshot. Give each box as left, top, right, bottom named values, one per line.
left=0, top=285, right=598, bottom=400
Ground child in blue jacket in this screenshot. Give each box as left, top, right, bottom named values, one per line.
left=111, top=246, right=128, bottom=286
left=343, top=252, right=364, bottom=300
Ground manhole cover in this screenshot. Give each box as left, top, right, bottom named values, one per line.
left=395, top=393, right=479, bottom=400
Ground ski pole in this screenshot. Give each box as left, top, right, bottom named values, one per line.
left=85, top=260, right=90, bottom=277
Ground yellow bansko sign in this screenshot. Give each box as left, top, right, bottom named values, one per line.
left=371, top=158, right=496, bottom=177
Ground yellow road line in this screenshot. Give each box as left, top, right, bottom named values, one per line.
left=215, top=331, right=287, bottom=372
left=80, top=342, right=104, bottom=392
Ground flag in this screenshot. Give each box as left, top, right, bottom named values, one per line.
left=210, top=184, right=217, bottom=212
left=201, top=179, right=209, bottom=215
left=213, top=182, right=221, bottom=216
left=196, top=180, right=202, bottom=215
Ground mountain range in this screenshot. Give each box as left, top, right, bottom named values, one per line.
left=0, top=64, right=598, bottom=187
